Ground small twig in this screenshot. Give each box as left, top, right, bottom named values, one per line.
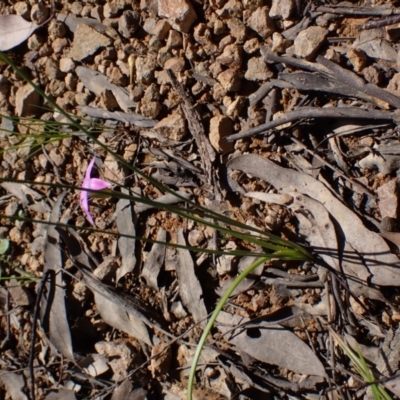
left=325, top=280, right=337, bottom=385
left=166, top=69, right=222, bottom=200
left=365, top=14, right=400, bottom=29
left=265, top=267, right=319, bottom=282
left=226, top=107, right=396, bottom=142
left=316, top=55, right=400, bottom=109
left=248, top=81, right=274, bottom=107
left=264, top=88, right=278, bottom=123
left=315, top=5, right=399, bottom=16
left=29, top=270, right=53, bottom=400
left=262, top=277, right=324, bottom=288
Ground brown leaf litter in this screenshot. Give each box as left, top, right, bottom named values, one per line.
left=2, top=0, right=400, bottom=399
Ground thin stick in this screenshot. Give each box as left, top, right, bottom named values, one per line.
left=315, top=5, right=399, bottom=16
left=29, top=270, right=52, bottom=400
left=365, top=14, right=400, bottom=29
left=226, top=107, right=396, bottom=142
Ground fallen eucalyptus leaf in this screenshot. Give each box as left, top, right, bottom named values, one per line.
left=218, top=311, right=327, bottom=377
left=80, top=268, right=152, bottom=346
left=289, top=192, right=340, bottom=272
left=116, top=190, right=137, bottom=283
left=76, top=66, right=135, bottom=112
left=0, top=15, right=39, bottom=51
left=245, top=192, right=293, bottom=205
left=141, top=228, right=166, bottom=290
left=42, top=192, right=75, bottom=362
left=0, top=372, right=28, bottom=400
left=228, top=154, right=400, bottom=286
left=176, top=229, right=207, bottom=326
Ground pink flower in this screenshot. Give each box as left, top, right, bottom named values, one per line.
left=80, top=158, right=111, bottom=225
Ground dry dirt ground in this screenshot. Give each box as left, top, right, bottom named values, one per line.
left=2, top=0, right=400, bottom=399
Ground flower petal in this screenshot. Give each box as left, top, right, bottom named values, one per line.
left=79, top=190, right=94, bottom=225
left=85, top=158, right=96, bottom=181
left=89, top=178, right=111, bottom=190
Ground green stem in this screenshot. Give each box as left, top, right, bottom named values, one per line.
left=187, top=255, right=270, bottom=400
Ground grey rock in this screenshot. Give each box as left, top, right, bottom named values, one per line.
left=363, top=65, right=382, bottom=85
left=164, top=56, right=185, bottom=72
left=141, top=0, right=158, bottom=15
left=269, top=0, right=295, bottom=20
left=216, top=43, right=242, bottom=68
left=157, top=0, right=197, bottom=33
left=135, top=56, right=157, bottom=84
left=155, top=111, right=187, bottom=141
left=157, top=46, right=173, bottom=66
left=14, top=1, right=30, bottom=19
left=346, top=48, right=367, bottom=72
left=226, top=95, right=246, bottom=118
left=227, top=18, right=247, bottom=43
left=289, top=26, right=327, bottom=59
left=31, top=3, right=49, bottom=25
left=49, top=147, right=65, bottom=167
left=153, top=19, right=171, bottom=40
left=216, top=0, right=243, bottom=18
left=15, top=83, right=41, bottom=117
left=48, top=20, right=67, bottom=39
left=143, top=17, right=157, bottom=34
left=166, top=30, right=183, bottom=48
left=70, top=2, right=83, bottom=16
left=91, top=5, right=103, bottom=21
left=27, top=33, right=45, bottom=51
left=377, top=180, right=399, bottom=219
left=103, top=1, right=122, bottom=18
left=218, top=69, right=242, bottom=92
left=65, top=73, right=78, bottom=91
left=118, top=10, right=140, bottom=39
left=388, top=72, right=400, bottom=96
left=59, top=57, right=76, bottom=73
left=271, top=32, right=292, bottom=53
left=248, top=6, right=275, bottom=38
left=45, top=58, right=63, bottom=80
left=243, top=0, right=264, bottom=11
left=209, top=114, right=234, bottom=153
left=52, top=37, right=69, bottom=54
left=353, top=29, right=397, bottom=62
left=57, top=13, right=108, bottom=34
left=243, top=37, right=260, bottom=54
left=69, top=23, right=112, bottom=61
left=245, top=57, right=273, bottom=81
